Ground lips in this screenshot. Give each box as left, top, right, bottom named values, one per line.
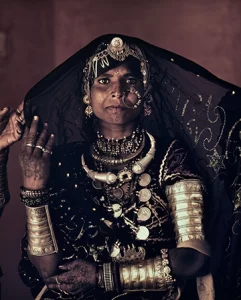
left=106, top=106, right=126, bottom=113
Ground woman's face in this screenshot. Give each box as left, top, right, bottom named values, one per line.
left=90, top=62, right=144, bottom=127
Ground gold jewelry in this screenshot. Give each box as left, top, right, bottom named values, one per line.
left=26, top=205, right=58, bottom=256
left=165, top=179, right=206, bottom=245
left=81, top=132, right=156, bottom=184
left=85, top=105, right=93, bottom=117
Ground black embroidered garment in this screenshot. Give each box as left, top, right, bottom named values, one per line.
left=19, top=137, right=201, bottom=299
left=19, top=34, right=241, bottom=299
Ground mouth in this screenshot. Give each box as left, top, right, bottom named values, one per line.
left=106, top=106, right=126, bottom=112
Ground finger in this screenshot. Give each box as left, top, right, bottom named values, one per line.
left=44, top=275, right=59, bottom=284
left=33, top=123, right=48, bottom=157
left=24, top=116, right=39, bottom=153
left=58, top=260, right=77, bottom=271
left=16, top=102, right=24, bottom=115
left=46, top=283, right=77, bottom=293
left=42, top=134, right=55, bottom=158
left=0, top=107, right=10, bottom=121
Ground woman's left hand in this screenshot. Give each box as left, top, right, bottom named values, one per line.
left=44, top=259, right=96, bottom=295
left=0, top=102, right=25, bottom=151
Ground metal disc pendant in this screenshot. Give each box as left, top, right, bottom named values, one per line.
left=111, top=187, right=124, bottom=199
left=138, top=173, right=151, bottom=187
left=112, top=203, right=122, bottom=218
left=136, top=226, right=149, bottom=240
left=137, top=207, right=152, bottom=222
left=117, top=169, right=132, bottom=183
left=138, top=188, right=152, bottom=202
left=92, top=180, right=103, bottom=189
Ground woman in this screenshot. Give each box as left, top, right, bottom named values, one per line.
left=18, top=35, right=241, bottom=299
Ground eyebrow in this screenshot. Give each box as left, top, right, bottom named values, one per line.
left=97, top=72, right=139, bottom=78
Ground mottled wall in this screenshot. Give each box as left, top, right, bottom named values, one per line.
left=54, top=0, right=241, bottom=86
left=0, top=1, right=54, bottom=300
left=0, top=0, right=240, bottom=299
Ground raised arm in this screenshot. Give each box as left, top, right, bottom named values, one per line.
left=18, top=115, right=60, bottom=279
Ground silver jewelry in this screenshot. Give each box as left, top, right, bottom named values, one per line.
left=16, top=108, right=22, bottom=115
left=35, top=145, right=44, bottom=150
left=25, top=143, right=35, bottom=148
left=42, top=148, right=53, bottom=155
left=55, top=276, right=60, bottom=285
left=81, top=132, right=156, bottom=184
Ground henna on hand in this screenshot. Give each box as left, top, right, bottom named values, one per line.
left=19, top=116, right=55, bottom=190
left=44, top=259, right=96, bottom=295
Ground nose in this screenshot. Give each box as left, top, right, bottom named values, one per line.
left=111, top=82, right=124, bottom=98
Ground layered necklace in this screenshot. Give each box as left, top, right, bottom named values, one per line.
left=81, top=130, right=157, bottom=242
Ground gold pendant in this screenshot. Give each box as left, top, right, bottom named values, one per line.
left=138, top=173, right=151, bottom=187
left=138, top=188, right=152, bottom=202
left=136, top=226, right=149, bottom=240
left=137, top=207, right=151, bottom=222
left=112, top=203, right=122, bottom=218
left=117, top=169, right=132, bottom=183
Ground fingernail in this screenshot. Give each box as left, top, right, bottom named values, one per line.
left=2, top=107, right=8, bottom=111
left=44, top=123, right=48, bottom=127
left=51, top=134, right=55, bottom=137
left=34, top=116, right=39, bottom=120
left=59, top=266, right=64, bottom=269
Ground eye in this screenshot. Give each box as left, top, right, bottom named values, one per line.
left=126, top=78, right=137, bottom=85
left=98, top=78, right=110, bottom=84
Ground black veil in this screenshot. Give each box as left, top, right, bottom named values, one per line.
left=23, top=34, right=241, bottom=296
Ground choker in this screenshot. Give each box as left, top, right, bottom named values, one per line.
left=94, top=126, right=143, bottom=156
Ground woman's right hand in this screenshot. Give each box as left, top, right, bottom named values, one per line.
left=19, top=116, right=55, bottom=190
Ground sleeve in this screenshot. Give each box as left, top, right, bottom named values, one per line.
left=159, top=140, right=211, bottom=256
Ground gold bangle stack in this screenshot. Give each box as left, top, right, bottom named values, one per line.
left=119, top=253, right=175, bottom=292
left=165, top=179, right=206, bottom=245
left=0, top=149, right=10, bottom=210
left=26, top=205, right=58, bottom=256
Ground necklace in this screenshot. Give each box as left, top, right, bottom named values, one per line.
left=95, top=126, right=142, bottom=156
left=91, top=133, right=145, bottom=166
left=81, top=132, right=156, bottom=185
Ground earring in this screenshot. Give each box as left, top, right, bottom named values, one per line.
left=144, top=101, right=152, bottom=116
left=83, top=95, right=93, bottom=117
left=85, top=105, right=93, bottom=117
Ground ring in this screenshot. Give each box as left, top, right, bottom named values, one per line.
left=42, top=148, right=53, bottom=155
left=26, top=143, right=35, bottom=148
left=16, top=108, right=22, bottom=115
left=55, top=276, right=60, bottom=285
left=35, top=145, right=44, bottom=150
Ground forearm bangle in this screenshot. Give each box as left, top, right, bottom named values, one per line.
left=26, top=205, right=58, bottom=256
left=165, top=179, right=206, bottom=245
left=119, top=252, right=175, bottom=292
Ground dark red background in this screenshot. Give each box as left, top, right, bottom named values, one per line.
left=0, top=0, right=240, bottom=299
